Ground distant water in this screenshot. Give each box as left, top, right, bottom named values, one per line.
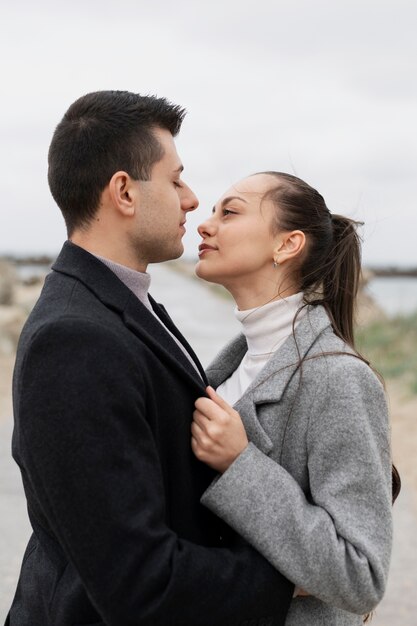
left=366, top=277, right=417, bottom=317
left=15, top=263, right=51, bottom=281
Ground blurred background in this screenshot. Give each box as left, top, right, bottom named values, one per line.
left=1, top=0, right=416, bottom=623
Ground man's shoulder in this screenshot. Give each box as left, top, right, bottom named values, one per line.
left=18, top=271, right=128, bottom=356
left=29, top=270, right=117, bottom=324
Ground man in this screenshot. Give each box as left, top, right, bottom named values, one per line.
left=7, top=91, right=293, bottom=625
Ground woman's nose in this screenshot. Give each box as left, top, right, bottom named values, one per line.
left=198, top=217, right=216, bottom=237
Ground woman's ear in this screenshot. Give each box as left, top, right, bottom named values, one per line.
left=108, top=171, right=138, bottom=217
left=274, top=230, right=306, bottom=264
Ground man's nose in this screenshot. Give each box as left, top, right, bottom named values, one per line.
left=181, top=184, right=199, bottom=213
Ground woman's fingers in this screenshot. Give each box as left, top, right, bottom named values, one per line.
left=195, top=397, right=229, bottom=423
left=191, top=421, right=218, bottom=465
left=191, top=417, right=203, bottom=437
left=194, top=387, right=235, bottom=422
left=192, top=408, right=209, bottom=429
left=193, top=409, right=224, bottom=443
left=205, top=388, right=242, bottom=425
left=192, top=390, right=249, bottom=472
left=191, top=416, right=215, bottom=443
left=194, top=397, right=214, bottom=419
left=206, top=386, right=233, bottom=412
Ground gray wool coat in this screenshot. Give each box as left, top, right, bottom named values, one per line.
left=201, top=305, right=393, bottom=626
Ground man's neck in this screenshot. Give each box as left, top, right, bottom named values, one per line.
left=69, top=234, right=148, bottom=273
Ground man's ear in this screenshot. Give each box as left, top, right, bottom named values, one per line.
left=108, top=171, right=138, bottom=217
left=274, top=230, right=306, bottom=265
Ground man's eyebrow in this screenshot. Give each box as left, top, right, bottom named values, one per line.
left=212, top=195, right=248, bottom=212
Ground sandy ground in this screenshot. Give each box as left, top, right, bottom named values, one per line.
left=388, top=382, right=417, bottom=516
left=0, top=268, right=416, bottom=623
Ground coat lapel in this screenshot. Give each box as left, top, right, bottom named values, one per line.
left=206, top=333, right=248, bottom=389
left=148, top=295, right=208, bottom=383
left=249, top=305, right=332, bottom=403
left=207, top=305, right=333, bottom=454
left=52, top=241, right=207, bottom=394
left=122, top=299, right=208, bottom=392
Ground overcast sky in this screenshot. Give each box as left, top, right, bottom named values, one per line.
left=0, top=0, right=416, bottom=266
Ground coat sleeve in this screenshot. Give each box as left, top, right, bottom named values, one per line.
left=201, top=357, right=393, bottom=614
left=15, top=317, right=293, bottom=626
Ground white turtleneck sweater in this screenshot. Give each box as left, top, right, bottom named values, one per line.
left=217, top=292, right=306, bottom=406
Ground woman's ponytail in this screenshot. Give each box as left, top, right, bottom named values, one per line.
left=260, top=171, right=362, bottom=349
left=322, top=214, right=362, bottom=347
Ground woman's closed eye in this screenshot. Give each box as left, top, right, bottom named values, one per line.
left=222, top=208, right=238, bottom=216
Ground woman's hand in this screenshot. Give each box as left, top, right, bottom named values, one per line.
left=191, top=386, right=249, bottom=473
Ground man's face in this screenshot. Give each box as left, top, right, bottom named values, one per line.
left=128, top=128, right=198, bottom=264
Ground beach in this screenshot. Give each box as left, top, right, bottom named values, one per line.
left=0, top=263, right=416, bottom=623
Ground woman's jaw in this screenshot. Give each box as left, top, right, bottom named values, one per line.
left=195, top=251, right=299, bottom=311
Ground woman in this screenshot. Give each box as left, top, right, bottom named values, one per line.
left=191, top=172, right=398, bottom=625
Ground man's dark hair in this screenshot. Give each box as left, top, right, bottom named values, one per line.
left=48, top=90, right=186, bottom=234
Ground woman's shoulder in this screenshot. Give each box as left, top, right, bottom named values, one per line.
left=308, top=358, right=385, bottom=420
left=300, top=315, right=383, bottom=390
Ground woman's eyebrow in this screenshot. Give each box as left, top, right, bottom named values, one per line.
left=212, top=195, right=249, bottom=212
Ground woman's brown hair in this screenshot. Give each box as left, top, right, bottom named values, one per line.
left=258, top=171, right=401, bottom=507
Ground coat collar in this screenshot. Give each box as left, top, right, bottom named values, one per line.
left=52, top=241, right=208, bottom=392
left=206, top=304, right=332, bottom=454
left=207, top=306, right=331, bottom=402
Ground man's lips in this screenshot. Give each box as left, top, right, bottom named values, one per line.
left=198, top=243, right=218, bottom=256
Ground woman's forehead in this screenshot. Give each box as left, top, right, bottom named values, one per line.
left=220, top=173, right=276, bottom=201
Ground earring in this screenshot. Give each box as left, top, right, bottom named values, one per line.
left=273, top=260, right=279, bottom=268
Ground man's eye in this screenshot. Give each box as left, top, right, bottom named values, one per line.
left=173, top=180, right=182, bottom=188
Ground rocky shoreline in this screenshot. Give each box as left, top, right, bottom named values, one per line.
left=0, top=260, right=46, bottom=356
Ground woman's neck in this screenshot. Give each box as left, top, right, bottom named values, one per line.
left=226, top=279, right=299, bottom=311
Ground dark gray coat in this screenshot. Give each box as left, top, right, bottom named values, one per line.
left=202, top=305, right=393, bottom=625
left=7, top=241, right=293, bottom=626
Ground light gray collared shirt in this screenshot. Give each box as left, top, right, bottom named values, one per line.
left=95, top=255, right=202, bottom=378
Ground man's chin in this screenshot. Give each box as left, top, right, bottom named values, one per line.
left=169, top=243, right=184, bottom=261
left=149, top=244, right=184, bottom=264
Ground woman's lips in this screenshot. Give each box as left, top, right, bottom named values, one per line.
left=198, top=244, right=217, bottom=257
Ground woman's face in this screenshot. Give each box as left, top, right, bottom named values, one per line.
left=195, top=174, right=280, bottom=291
